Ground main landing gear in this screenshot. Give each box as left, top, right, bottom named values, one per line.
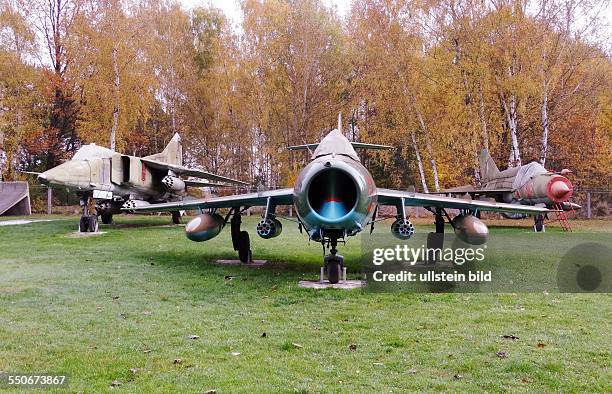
left=424, top=207, right=449, bottom=262
left=230, top=208, right=252, bottom=263
left=101, top=213, right=113, bottom=224
left=79, top=193, right=99, bottom=233
left=534, top=214, right=545, bottom=232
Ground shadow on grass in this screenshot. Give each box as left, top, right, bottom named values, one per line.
left=138, top=249, right=325, bottom=279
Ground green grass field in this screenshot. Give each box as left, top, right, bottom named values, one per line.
left=0, top=215, right=610, bottom=392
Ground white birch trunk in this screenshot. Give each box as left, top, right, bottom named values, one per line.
left=414, top=108, right=440, bottom=192
left=540, top=81, right=550, bottom=166
left=501, top=92, right=521, bottom=167
left=110, top=46, right=120, bottom=151
left=410, top=130, right=429, bottom=193
left=478, top=84, right=489, bottom=151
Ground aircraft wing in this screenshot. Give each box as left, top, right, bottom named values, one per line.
left=184, top=180, right=239, bottom=188
left=140, top=158, right=248, bottom=185
left=288, top=142, right=393, bottom=151
left=377, top=188, right=549, bottom=214
left=123, top=188, right=294, bottom=213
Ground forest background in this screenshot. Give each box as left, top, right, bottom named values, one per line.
left=1, top=0, right=610, bottom=194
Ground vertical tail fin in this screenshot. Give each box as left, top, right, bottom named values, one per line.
left=479, top=149, right=500, bottom=181
left=145, top=133, right=182, bottom=166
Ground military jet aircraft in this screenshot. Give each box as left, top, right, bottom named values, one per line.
left=34, top=133, right=246, bottom=232
left=444, top=149, right=580, bottom=231
left=127, top=116, right=549, bottom=283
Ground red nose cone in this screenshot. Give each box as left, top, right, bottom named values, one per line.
left=547, top=177, right=573, bottom=202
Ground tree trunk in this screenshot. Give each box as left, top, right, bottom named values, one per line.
left=501, top=92, right=521, bottom=167
left=414, top=108, right=440, bottom=192
left=410, top=130, right=429, bottom=193
left=477, top=83, right=489, bottom=151
left=540, top=81, right=550, bottom=166
left=110, top=46, right=120, bottom=151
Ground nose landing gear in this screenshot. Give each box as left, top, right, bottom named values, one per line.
left=321, top=236, right=346, bottom=284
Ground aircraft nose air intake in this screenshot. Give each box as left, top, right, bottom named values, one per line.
left=547, top=177, right=573, bottom=202
left=307, top=168, right=358, bottom=221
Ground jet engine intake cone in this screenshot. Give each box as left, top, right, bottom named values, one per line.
left=307, top=168, right=358, bottom=221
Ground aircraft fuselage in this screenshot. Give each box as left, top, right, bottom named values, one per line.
left=293, top=154, right=378, bottom=241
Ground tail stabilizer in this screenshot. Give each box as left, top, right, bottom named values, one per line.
left=145, top=133, right=182, bottom=166
left=479, top=149, right=500, bottom=181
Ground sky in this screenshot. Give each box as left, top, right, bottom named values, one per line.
left=180, top=0, right=611, bottom=52
left=179, top=0, right=352, bottom=25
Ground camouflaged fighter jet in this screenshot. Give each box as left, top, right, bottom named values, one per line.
left=444, top=149, right=580, bottom=231
left=35, top=134, right=246, bottom=232
left=126, top=115, right=550, bottom=284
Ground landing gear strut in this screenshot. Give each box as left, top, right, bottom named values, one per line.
left=78, top=193, right=99, bottom=232
left=534, top=214, right=545, bottom=232
left=230, top=208, right=252, bottom=263
left=324, top=237, right=344, bottom=284
left=427, top=208, right=446, bottom=263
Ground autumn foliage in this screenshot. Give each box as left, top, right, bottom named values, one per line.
left=0, top=0, right=610, bottom=191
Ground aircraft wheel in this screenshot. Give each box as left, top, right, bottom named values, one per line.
left=534, top=215, right=544, bottom=232
left=79, top=216, right=89, bottom=232
left=171, top=211, right=181, bottom=224
left=101, top=213, right=113, bottom=225
left=327, top=260, right=341, bottom=284
left=88, top=215, right=99, bottom=232
left=238, top=231, right=251, bottom=263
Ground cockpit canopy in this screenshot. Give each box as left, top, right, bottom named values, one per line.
left=71, top=144, right=115, bottom=161
left=512, top=162, right=548, bottom=190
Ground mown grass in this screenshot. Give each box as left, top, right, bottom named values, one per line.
left=0, top=214, right=610, bottom=393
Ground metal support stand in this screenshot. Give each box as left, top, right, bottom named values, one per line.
left=47, top=187, right=52, bottom=215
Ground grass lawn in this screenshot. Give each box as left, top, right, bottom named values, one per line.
left=0, top=214, right=610, bottom=392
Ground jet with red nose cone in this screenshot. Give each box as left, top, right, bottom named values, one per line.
left=443, top=149, right=580, bottom=231
left=127, top=115, right=551, bottom=284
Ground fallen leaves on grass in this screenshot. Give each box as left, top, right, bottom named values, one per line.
left=496, top=351, right=507, bottom=358
left=349, top=343, right=357, bottom=351
left=110, top=380, right=122, bottom=387
left=129, top=368, right=137, bottom=375
left=231, top=352, right=241, bottom=356
left=537, top=343, right=546, bottom=348
left=291, top=343, right=303, bottom=349
left=408, top=368, right=417, bottom=374
left=521, top=377, right=530, bottom=384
